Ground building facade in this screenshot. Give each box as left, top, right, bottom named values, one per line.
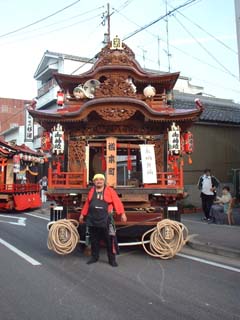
left=0, top=97, right=31, bottom=134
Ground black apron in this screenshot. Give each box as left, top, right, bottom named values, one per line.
left=87, top=190, right=109, bottom=228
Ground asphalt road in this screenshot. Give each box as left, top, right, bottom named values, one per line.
left=0, top=212, right=240, bottom=320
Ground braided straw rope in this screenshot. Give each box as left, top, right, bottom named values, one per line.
left=142, top=219, right=189, bottom=259
left=47, top=219, right=80, bottom=255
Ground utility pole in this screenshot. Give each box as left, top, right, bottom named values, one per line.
left=165, top=0, right=171, bottom=72
left=235, top=0, right=240, bottom=79
left=102, top=3, right=111, bottom=45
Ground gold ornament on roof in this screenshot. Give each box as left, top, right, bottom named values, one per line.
left=110, top=35, right=123, bottom=50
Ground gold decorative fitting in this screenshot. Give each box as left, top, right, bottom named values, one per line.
left=110, top=35, right=123, bottom=50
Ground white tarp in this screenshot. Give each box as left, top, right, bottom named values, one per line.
left=140, top=144, right=157, bottom=184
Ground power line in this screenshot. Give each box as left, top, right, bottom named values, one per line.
left=0, top=6, right=104, bottom=41
left=115, top=8, right=233, bottom=76
left=123, top=0, right=198, bottom=41
left=173, top=7, right=238, bottom=55
left=173, top=15, right=239, bottom=80
left=0, top=0, right=81, bottom=38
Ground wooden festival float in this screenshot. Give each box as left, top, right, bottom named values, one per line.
left=0, top=138, right=44, bottom=211
left=29, top=36, right=203, bottom=239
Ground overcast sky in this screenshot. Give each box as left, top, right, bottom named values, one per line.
left=0, top=0, right=239, bottom=102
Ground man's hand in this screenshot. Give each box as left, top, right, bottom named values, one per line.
left=79, top=214, right=84, bottom=224
left=121, top=213, right=127, bottom=223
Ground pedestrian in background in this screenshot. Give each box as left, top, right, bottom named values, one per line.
left=39, top=176, right=48, bottom=203
left=197, top=169, right=219, bottom=221
left=209, top=186, right=232, bottom=224
left=79, top=173, right=127, bottom=267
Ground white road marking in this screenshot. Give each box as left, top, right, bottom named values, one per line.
left=14, top=213, right=240, bottom=272
left=25, top=212, right=50, bottom=221
left=0, top=215, right=26, bottom=226
left=177, top=253, right=240, bottom=273
left=0, top=238, right=41, bottom=266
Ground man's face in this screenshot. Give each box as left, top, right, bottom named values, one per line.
left=205, top=171, right=211, bottom=176
left=94, top=178, right=105, bottom=188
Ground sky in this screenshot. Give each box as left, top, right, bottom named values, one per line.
left=0, top=0, right=239, bottom=103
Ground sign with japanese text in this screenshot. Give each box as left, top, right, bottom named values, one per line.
left=140, top=144, right=157, bottom=184
left=25, top=110, right=34, bottom=142
left=52, top=123, right=64, bottom=155
left=168, top=122, right=181, bottom=155
left=106, top=137, right=117, bottom=187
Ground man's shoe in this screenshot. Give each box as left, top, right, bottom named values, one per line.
left=87, top=257, right=98, bottom=265
left=109, top=261, right=118, bottom=267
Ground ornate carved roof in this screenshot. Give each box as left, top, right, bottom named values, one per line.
left=30, top=39, right=203, bottom=127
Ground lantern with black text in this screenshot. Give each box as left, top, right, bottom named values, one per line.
left=168, top=122, right=181, bottom=156
left=52, top=123, right=64, bottom=155
left=57, top=91, right=64, bottom=106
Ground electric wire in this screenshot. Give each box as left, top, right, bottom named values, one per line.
left=170, top=4, right=237, bottom=55
left=123, top=0, right=198, bottom=41
left=173, top=15, right=239, bottom=80
left=0, top=7, right=104, bottom=42
left=114, top=8, right=240, bottom=93
left=0, top=13, right=103, bottom=47
left=0, top=0, right=81, bottom=39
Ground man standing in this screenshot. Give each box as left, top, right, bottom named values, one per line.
left=39, top=176, right=48, bottom=203
left=197, top=169, right=219, bottom=221
left=79, top=174, right=127, bottom=267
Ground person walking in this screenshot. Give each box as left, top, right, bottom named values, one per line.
left=39, top=176, right=48, bottom=203
left=79, top=173, right=127, bottom=267
left=197, top=169, right=219, bottom=221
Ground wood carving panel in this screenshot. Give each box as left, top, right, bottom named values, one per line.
left=96, top=76, right=136, bottom=98
left=68, top=140, right=85, bottom=171
left=96, top=107, right=136, bottom=121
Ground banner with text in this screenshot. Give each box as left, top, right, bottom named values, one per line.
left=140, top=144, right=157, bottom=184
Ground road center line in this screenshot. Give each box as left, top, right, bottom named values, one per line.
left=177, top=253, right=240, bottom=273
left=0, top=238, right=42, bottom=266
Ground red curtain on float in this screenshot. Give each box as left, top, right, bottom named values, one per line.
left=13, top=193, right=42, bottom=211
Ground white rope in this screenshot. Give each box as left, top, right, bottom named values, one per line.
left=142, top=219, right=189, bottom=259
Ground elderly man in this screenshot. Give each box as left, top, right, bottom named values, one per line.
left=79, top=174, right=127, bottom=267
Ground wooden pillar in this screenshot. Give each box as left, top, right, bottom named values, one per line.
left=106, top=137, right=117, bottom=187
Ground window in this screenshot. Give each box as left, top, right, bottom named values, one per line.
left=1, top=105, right=8, bottom=112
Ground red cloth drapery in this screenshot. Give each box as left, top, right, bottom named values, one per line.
left=13, top=193, right=42, bottom=211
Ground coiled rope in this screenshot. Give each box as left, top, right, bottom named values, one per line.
left=47, top=219, right=80, bottom=255
left=142, top=219, right=189, bottom=259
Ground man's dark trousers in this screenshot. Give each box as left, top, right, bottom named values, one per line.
left=201, top=193, right=215, bottom=219
left=89, top=226, right=115, bottom=263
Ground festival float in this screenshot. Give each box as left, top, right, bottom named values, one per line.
left=0, top=138, right=44, bottom=211
left=29, top=36, right=203, bottom=240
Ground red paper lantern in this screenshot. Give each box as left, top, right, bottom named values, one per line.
left=57, top=91, right=64, bottom=106
left=183, top=131, right=194, bottom=154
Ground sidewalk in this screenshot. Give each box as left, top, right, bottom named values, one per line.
left=182, top=209, right=240, bottom=259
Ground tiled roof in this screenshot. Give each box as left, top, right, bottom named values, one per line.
left=174, top=92, right=240, bottom=124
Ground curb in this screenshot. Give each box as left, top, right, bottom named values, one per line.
left=187, top=239, right=240, bottom=259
